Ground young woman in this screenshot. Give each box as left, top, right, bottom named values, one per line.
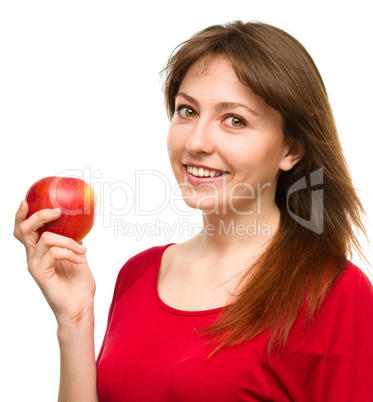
left=14, top=21, right=373, bottom=401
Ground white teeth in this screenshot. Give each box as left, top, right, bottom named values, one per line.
left=187, top=165, right=225, bottom=178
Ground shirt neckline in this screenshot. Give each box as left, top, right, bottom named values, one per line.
left=153, top=243, right=225, bottom=316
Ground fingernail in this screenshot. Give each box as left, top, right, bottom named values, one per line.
left=78, top=245, right=87, bottom=252
left=76, top=256, right=84, bottom=263
left=52, top=208, right=61, bottom=215
left=19, top=200, right=24, bottom=209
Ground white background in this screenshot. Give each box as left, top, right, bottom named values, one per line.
left=1, top=0, right=372, bottom=400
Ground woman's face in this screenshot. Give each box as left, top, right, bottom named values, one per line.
left=167, top=55, right=293, bottom=216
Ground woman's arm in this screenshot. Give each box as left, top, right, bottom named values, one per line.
left=57, top=309, right=98, bottom=402
left=14, top=201, right=99, bottom=401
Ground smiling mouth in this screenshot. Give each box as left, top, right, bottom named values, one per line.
left=184, top=164, right=228, bottom=178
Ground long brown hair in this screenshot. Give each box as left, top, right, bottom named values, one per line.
left=161, top=21, right=368, bottom=354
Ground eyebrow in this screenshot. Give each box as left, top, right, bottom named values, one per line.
left=175, top=92, right=260, bottom=117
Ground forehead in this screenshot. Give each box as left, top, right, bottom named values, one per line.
left=178, top=55, right=277, bottom=117
left=179, top=55, right=249, bottom=99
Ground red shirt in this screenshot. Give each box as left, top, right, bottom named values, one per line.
left=96, top=243, right=373, bottom=401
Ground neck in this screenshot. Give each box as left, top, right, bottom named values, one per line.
left=193, top=200, right=281, bottom=259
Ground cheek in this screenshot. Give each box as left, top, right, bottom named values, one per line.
left=232, top=136, right=286, bottom=179
left=166, top=127, right=178, bottom=157
left=257, top=143, right=287, bottom=180
left=167, top=127, right=186, bottom=178
left=167, top=125, right=187, bottom=158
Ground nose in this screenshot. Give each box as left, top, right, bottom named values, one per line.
left=185, top=118, right=215, bottom=155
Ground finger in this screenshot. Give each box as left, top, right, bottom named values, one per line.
left=46, top=246, right=85, bottom=265
left=28, top=246, right=84, bottom=279
left=14, top=200, right=29, bottom=241
left=18, top=208, right=62, bottom=244
left=33, top=231, right=87, bottom=261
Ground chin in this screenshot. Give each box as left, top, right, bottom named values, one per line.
left=182, top=197, right=220, bottom=213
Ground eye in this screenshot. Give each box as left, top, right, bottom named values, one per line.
left=177, top=106, right=197, bottom=118
left=224, top=116, right=245, bottom=128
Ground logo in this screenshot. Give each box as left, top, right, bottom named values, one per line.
left=287, top=168, right=324, bottom=234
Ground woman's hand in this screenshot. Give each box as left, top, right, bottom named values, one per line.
left=14, top=200, right=96, bottom=327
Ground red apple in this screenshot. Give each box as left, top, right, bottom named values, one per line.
left=25, top=176, right=96, bottom=243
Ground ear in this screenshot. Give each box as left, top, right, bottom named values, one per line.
left=279, top=140, right=304, bottom=172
